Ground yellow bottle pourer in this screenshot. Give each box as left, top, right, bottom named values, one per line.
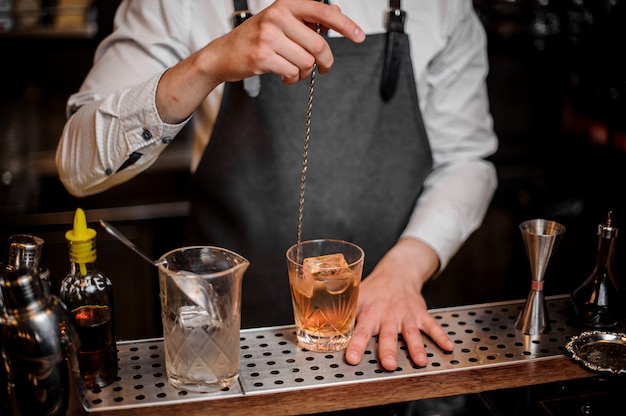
left=66, top=208, right=97, bottom=276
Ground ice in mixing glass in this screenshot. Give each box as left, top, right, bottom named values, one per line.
left=287, top=240, right=364, bottom=352
left=158, top=246, right=248, bottom=392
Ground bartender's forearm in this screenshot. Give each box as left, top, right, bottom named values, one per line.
left=393, top=237, right=440, bottom=287
left=156, top=48, right=221, bottom=124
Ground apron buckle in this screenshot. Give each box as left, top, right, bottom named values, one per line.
left=384, top=7, right=406, bottom=34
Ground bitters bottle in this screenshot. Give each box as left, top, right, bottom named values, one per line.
left=60, top=208, right=118, bottom=388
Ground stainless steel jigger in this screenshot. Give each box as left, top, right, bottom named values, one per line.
left=515, top=219, right=565, bottom=335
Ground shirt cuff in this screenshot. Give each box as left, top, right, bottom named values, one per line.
left=114, top=72, right=188, bottom=153
left=400, top=204, right=465, bottom=273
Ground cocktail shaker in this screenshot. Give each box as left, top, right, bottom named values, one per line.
left=1, top=236, right=86, bottom=415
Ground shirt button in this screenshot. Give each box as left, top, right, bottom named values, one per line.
left=142, top=129, right=153, bottom=141
left=105, top=167, right=113, bottom=175
left=162, top=136, right=173, bottom=144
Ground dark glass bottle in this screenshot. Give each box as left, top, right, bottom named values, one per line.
left=60, top=208, right=118, bottom=389
left=0, top=266, right=85, bottom=416
left=571, top=212, right=622, bottom=328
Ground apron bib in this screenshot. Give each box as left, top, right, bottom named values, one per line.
left=188, top=2, right=433, bottom=327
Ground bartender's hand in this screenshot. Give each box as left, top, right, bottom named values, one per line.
left=157, top=0, right=365, bottom=124
left=219, top=0, right=365, bottom=82
left=345, top=238, right=455, bottom=371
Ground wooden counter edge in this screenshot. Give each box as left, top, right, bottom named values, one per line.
left=88, top=354, right=594, bottom=415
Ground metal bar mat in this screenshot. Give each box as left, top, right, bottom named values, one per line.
left=84, top=295, right=581, bottom=412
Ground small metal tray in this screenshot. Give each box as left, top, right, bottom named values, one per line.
left=566, top=331, right=626, bottom=375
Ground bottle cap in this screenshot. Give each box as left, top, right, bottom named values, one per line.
left=66, top=208, right=97, bottom=271
left=5, top=234, right=43, bottom=270
left=66, top=208, right=96, bottom=242
left=598, top=211, right=618, bottom=239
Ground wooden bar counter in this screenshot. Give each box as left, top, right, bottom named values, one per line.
left=81, top=296, right=596, bottom=415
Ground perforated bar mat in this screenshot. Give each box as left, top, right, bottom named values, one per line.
left=85, top=295, right=580, bottom=412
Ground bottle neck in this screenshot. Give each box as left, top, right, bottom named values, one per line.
left=67, top=239, right=98, bottom=277
left=595, top=236, right=616, bottom=271
left=69, top=260, right=99, bottom=278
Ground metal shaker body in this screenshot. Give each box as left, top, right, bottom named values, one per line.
left=1, top=236, right=87, bottom=415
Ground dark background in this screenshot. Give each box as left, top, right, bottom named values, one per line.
left=1, top=0, right=625, bottom=342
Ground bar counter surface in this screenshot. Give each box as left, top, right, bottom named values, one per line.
left=80, top=295, right=596, bottom=415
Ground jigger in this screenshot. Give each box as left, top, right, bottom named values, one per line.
left=515, top=219, right=565, bottom=335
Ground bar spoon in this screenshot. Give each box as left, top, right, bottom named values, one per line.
left=98, top=219, right=218, bottom=318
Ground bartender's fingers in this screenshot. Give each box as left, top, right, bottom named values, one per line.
left=347, top=302, right=455, bottom=370
left=282, top=0, right=365, bottom=74
left=404, top=316, right=455, bottom=368
left=376, top=320, right=401, bottom=370
left=273, top=0, right=365, bottom=44
left=221, top=0, right=364, bottom=83
left=303, top=1, right=365, bottom=43
left=261, top=0, right=364, bottom=77
left=345, top=306, right=377, bottom=366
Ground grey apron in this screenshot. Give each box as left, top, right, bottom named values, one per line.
left=188, top=2, right=433, bottom=328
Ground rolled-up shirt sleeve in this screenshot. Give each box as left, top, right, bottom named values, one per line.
left=56, top=73, right=189, bottom=197
left=55, top=0, right=198, bottom=197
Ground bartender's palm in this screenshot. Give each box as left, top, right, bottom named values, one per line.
left=345, top=239, right=454, bottom=371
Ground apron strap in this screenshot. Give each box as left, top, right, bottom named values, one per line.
left=232, top=0, right=252, bottom=27
left=231, top=0, right=260, bottom=97
left=381, top=0, right=406, bottom=101
left=233, top=0, right=249, bottom=13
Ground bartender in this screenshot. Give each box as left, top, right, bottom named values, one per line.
left=56, top=0, right=498, bottom=372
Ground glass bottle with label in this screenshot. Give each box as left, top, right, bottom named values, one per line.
left=60, top=208, right=118, bottom=389
left=571, top=211, right=623, bottom=328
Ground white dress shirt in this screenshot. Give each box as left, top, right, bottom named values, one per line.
left=56, top=0, right=498, bottom=270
